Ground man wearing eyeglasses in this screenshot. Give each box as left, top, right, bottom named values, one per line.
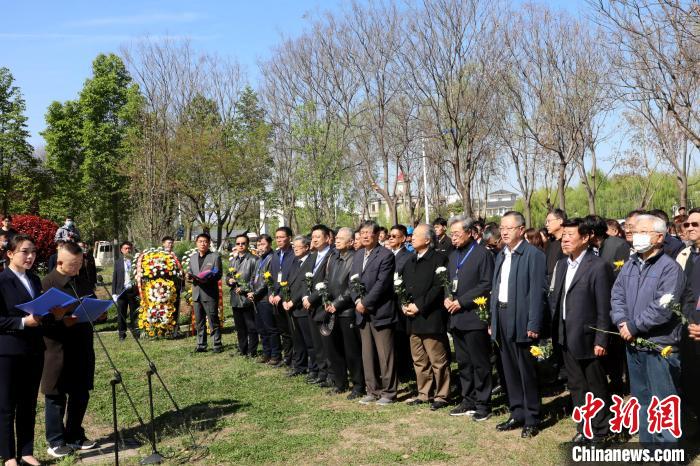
left=676, top=208, right=700, bottom=428
left=387, top=224, right=414, bottom=381
left=611, top=214, right=686, bottom=443
left=491, top=211, right=546, bottom=438
left=226, top=234, right=258, bottom=358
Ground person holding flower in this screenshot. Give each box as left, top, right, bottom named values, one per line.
left=491, top=211, right=546, bottom=438
left=187, top=233, right=224, bottom=353
left=550, top=218, right=614, bottom=443
left=226, top=234, right=258, bottom=358
left=401, top=224, right=451, bottom=411
left=610, top=214, right=687, bottom=444
left=443, top=215, right=494, bottom=420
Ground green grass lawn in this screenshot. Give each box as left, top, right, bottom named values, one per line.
left=30, top=323, right=700, bottom=465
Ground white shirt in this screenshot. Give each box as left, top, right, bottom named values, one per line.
left=393, top=247, right=404, bottom=256
left=562, top=250, right=586, bottom=320
left=124, top=259, right=132, bottom=289
left=497, top=241, right=523, bottom=303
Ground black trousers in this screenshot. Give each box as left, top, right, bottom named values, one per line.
left=232, top=306, right=258, bottom=356
left=308, top=317, right=332, bottom=381
left=336, top=316, right=364, bottom=391
left=0, top=353, right=43, bottom=460
left=562, top=348, right=611, bottom=437
left=45, top=391, right=90, bottom=447
left=497, top=315, right=540, bottom=427
left=453, top=328, right=492, bottom=414
left=273, top=304, right=293, bottom=364
left=394, top=320, right=414, bottom=381
left=194, top=299, right=222, bottom=349
left=602, top=336, right=628, bottom=396
left=116, top=288, right=139, bottom=337
left=255, top=301, right=280, bottom=358
left=295, top=314, right=317, bottom=374
left=680, top=332, right=700, bottom=420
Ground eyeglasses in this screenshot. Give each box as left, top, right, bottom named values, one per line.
left=235, top=242, right=247, bottom=246
left=683, top=222, right=700, bottom=229
left=388, top=234, right=402, bottom=239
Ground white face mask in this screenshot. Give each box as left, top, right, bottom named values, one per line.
left=632, top=233, right=654, bottom=253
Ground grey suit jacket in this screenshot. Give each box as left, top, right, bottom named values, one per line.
left=188, top=251, right=223, bottom=302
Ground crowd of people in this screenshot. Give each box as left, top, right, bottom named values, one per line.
left=179, top=208, right=700, bottom=446
left=1, top=206, right=699, bottom=465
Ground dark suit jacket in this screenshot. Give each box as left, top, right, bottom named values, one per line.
left=545, top=239, right=564, bottom=284
left=188, top=251, right=223, bottom=302
left=288, top=255, right=314, bottom=318
left=393, top=247, right=413, bottom=276
left=350, top=245, right=396, bottom=327
left=251, top=251, right=274, bottom=302
left=599, top=235, right=631, bottom=270
left=326, top=249, right=355, bottom=317
left=306, top=248, right=333, bottom=322
left=490, top=241, right=547, bottom=343
left=0, top=268, right=44, bottom=356
left=403, top=248, right=449, bottom=335
left=664, top=233, right=684, bottom=259
left=448, top=242, right=494, bottom=331
left=111, top=255, right=135, bottom=295
left=40, top=270, right=95, bottom=395
left=549, top=252, right=614, bottom=359
left=435, top=235, right=454, bottom=255
left=270, top=247, right=295, bottom=296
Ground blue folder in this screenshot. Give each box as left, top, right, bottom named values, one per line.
left=15, top=288, right=77, bottom=317
left=73, top=298, right=113, bottom=323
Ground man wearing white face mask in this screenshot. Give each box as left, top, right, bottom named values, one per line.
left=54, top=217, right=81, bottom=243
left=610, top=214, right=687, bottom=444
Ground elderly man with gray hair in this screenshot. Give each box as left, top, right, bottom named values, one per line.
left=610, top=214, right=687, bottom=444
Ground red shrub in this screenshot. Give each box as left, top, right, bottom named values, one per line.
left=12, top=214, right=59, bottom=267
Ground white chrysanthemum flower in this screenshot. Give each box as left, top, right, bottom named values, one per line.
left=305, top=272, right=314, bottom=278
left=394, top=272, right=399, bottom=280
left=350, top=274, right=360, bottom=281
left=394, top=279, right=403, bottom=286
left=435, top=266, right=447, bottom=274
left=659, top=294, right=674, bottom=308
left=315, top=282, right=327, bottom=291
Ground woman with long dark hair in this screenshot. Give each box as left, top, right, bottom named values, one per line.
left=0, top=234, right=44, bottom=466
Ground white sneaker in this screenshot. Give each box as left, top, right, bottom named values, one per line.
left=67, top=438, right=97, bottom=450
left=376, top=397, right=395, bottom=406
left=47, top=445, right=73, bottom=458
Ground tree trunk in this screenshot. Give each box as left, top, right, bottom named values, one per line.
left=524, top=194, right=532, bottom=228
left=462, top=184, right=473, bottom=218
left=557, top=160, right=567, bottom=211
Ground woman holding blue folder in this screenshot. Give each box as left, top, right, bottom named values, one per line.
left=0, top=234, right=44, bottom=466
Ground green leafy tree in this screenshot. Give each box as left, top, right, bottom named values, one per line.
left=0, top=67, right=38, bottom=214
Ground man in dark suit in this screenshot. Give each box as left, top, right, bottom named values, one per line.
left=187, top=233, right=223, bottom=353
left=282, top=236, right=315, bottom=378
left=226, top=234, right=258, bottom=357
left=444, top=215, right=494, bottom=420
left=351, top=220, right=398, bottom=405
left=387, top=224, right=413, bottom=380
left=681, top=208, right=700, bottom=427
left=324, top=227, right=364, bottom=398
left=41, top=242, right=98, bottom=456
left=402, top=224, right=451, bottom=411
left=268, top=227, right=295, bottom=366
left=112, top=241, right=139, bottom=341
left=249, top=235, right=278, bottom=364
left=491, top=211, right=546, bottom=438
left=433, top=217, right=453, bottom=255
left=550, top=218, right=614, bottom=443
left=303, top=225, right=334, bottom=386
left=544, top=209, right=567, bottom=283
left=584, top=215, right=630, bottom=396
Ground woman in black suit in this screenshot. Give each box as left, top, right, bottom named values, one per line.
left=0, top=234, right=44, bottom=466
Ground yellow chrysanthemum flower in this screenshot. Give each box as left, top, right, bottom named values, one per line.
left=614, top=260, right=625, bottom=270
left=280, top=281, right=288, bottom=287
left=530, top=346, right=544, bottom=358
left=473, top=296, right=488, bottom=307
left=661, top=346, right=673, bottom=358
left=263, top=271, right=272, bottom=279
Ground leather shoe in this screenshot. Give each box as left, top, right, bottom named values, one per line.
left=521, top=426, right=540, bottom=438
left=406, top=398, right=427, bottom=406
left=572, top=432, right=587, bottom=443
left=212, top=347, right=223, bottom=354
left=307, top=377, right=322, bottom=385
left=347, top=390, right=364, bottom=400
left=327, top=386, right=347, bottom=395
left=496, top=418, right=524, bottom=431
left=318, top=380, right=332, bottom=388
left=430, top=400, right=449, bottom=411
left=193, top=346, right=207, bottom=353
left=287, top=370, right=306, bottom=377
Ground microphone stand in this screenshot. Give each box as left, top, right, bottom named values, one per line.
left=97, top=275, right=199, bottom=464
left=67, top=280, right=147, bottom=466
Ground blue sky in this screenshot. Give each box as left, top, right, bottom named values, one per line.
left=2, top=0, right=587, bottom=148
